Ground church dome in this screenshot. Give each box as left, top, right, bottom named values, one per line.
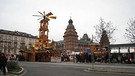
left=68, top=18, right=73, bottom=24
left=67, top=18, right=75, bottom=29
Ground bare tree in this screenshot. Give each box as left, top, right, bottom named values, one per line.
left=94, top=18, right=116, bottom=43
left=125, top=19, right=135, bottom=43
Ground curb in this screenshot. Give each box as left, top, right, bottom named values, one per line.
left=10, top=67, right=24, bottom=75
left=86, top=67, right=135, bottom=74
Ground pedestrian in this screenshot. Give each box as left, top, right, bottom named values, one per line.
left=0, top=53, right=7, bottom=75
left=0, top=53, right=2, bottom=71
left=118, top=56, right=121, bottom=64
left=10, top=54, right=15, bottom=62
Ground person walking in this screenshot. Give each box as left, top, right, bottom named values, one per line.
left=0, top=53, right=7, bottom=75
left=0, top=53, right=2, bottom=71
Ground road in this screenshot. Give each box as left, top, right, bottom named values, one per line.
left=19, top=62, right=135, bottom=76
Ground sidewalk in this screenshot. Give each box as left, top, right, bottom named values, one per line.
left=0, top=71, right=20, bottom=76
left=0, top=67, right=24, bottom=76
left=87, top=67, right=135, bottom=74
left=0, top=71, right=13, bottom=76
left=60, top=62, right=135, bottom=74
left=86, top=63, right=135, bottom=74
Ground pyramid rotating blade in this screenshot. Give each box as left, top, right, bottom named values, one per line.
left=38, top=11, right=44, bottom=16
left=48, top=16, right=57, bottom=19
left=46, top=12, right=53, bottom=17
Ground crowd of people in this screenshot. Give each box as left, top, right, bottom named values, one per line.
left=75, top=53, right=92, bottom=63
left=73, top=53, right=134, bottom=64
left=75, top=53, right=109, bottom=63
left=109, top=54, right=134, bottom=64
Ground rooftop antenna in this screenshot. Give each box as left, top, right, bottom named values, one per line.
left=70, top=13, right=72, bottom=19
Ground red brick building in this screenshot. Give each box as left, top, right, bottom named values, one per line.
left=63, top=18, right=78, bottom=52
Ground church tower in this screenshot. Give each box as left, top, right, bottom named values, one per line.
left=63, top=18, right=78, bottom=52
left=99, top=30, right=110, bottom=48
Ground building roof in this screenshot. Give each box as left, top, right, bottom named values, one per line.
left=110, top=43, right=135, bottom=48
left=0, top=29, right=37, bottom=38
left=80, top=33, right=90, bottom=41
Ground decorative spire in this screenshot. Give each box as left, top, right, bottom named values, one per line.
left=68, top=16, right=73, bottom=24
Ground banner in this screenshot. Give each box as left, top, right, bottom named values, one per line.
left=90, top=45, right=95, bottom=53
left=51, top=57, right=61, bottom=62
left=51, top=54, right=61, bottom=62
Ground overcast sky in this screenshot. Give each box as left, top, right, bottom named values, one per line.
left=0, top=0, right=135, bottom=44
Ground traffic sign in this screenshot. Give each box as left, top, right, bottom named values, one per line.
left=86, top=48, right=91, bottom=54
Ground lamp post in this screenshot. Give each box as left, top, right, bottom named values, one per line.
left=118, top=47, right=121, bottom=55
left=90, top=44, right=95, bottom=69
left=134, top=48, right=135, bottom=62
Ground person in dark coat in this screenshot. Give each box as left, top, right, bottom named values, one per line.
left=0, top=53, right=1, bottom=70
left=0, top=53, right=7, bottom=75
